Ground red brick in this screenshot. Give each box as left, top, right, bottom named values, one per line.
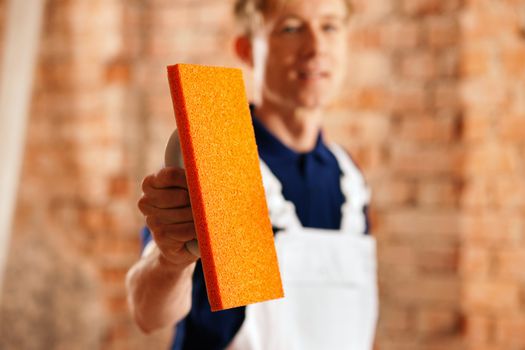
left=494, top=316, right=525, bottom=348
left=97, top=234, right=141, bottom=260
left=102, top=316, right=132, bottom=343
left=378, top=305, right=413, bottom=334
left=490, top=176, right=525, bottom=211
left=437, top=50, right=459, bottom=78
left=420, top=338, right=464, bottom=350
left=384, top=275, right=459, bottom=307
left=463, top=142, right=518, bottom=176
left=462, top=112, right=493, bottom=143
left=494, top=248, right=525, bottom=282
left=417, top=308, right=460, bottom=336
left=400, top=51, right=437, bottom=81
left=354, top=112, right=392, bottom=142
left=501, top=46, right=525, bottom=76
left=461, top=180, right=491, bottom=210
left=390, top=83, right=428, bottom=113
left=147, top=6, right=193, bottom=31
left=390, top=144, right=462, bottom=177
left=462, top=281, right=520, bottom=313
left=80, top=208, right=112, bottom=232
left=460, top=47, right=489, bottom=76
left=416, top=245, right=459, bottom=274
left=398, top=115, right=457, bottom=143
left=377, top=242, right=417, bottom=277
left=349, top=51, right=391, bottom=85
left=104, top=202, right=143, bottom=234
left=145, top=92, right=176, bottom=117
left=417, top=179, right=459, bottom=207
left=108, top=175, right=131, bottom=197
left=37, top=60, right=76, bottom=91
left=498, top=115, right=525, bottom=142
left=460, top=246, right=490, bottom=279
left=105, top=59, right=131, bottom=83
left=462, top=7, right=518, bottom=41
left=425, top=16, right=459, bottom=49
left=372, top=179, right=416, bottom=207
left=100, top=266, right=128, bottom=286
left=350, top=26, right=383, bottom=49
left=461, top=78, right=511, bottom=112
left=325, top=110, right=391, bottom=143
left=381, top=209, right=461, bottom=242
left=462, top=314, right=493, bottom=345
left=432, top=82, right=459, bottom=111
left=351, top=86, right=390, bottom=110
left=376, top=338, right=418, bottom=350
left=402, top=0, right=443, bottom=16
left=382, top=19, right=421, bottom=50
left=333, top=143, right=388, bottom=171
left=358, top=0, right=394, bottom=19
left=461, top=213, right=522, bottom=248
left=464, top=345, right=502, bottom=350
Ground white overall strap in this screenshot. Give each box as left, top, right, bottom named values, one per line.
left=328, top=143, right=371, bottom=235
left=259, top=160, right=302, bottom=231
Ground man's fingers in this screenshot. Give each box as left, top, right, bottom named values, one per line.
left=142, top=205, right=194, bottom=225
left=184, top=240, right=201, bottom=257
left=140, top=187, right=191, bottom=209
left=150, top=221, right=197, bottom=243
left=150, top=167, right=187, bottom=189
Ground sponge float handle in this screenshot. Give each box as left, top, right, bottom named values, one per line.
left=164, top=130, right=201, bottom=258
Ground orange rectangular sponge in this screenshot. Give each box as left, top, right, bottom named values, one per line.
left=167, top=63, right=284, bottom=311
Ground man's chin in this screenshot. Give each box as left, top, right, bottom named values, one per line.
left=264, top=89, right=334, bottom=111
left=294, top=93, right=332, bottom=110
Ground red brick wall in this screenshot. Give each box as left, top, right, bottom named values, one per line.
left=2, top=0, right=170, bottom=348
left=459, top=1, right=525, bottom=349
left=1, top=0, right=525, bottom=349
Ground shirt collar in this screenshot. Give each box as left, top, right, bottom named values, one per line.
left=250, top=105, right=333, bottom=164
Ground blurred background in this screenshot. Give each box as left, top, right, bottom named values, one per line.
left=0, top=0, right=524, bottom=349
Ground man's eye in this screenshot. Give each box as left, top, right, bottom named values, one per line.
left=281, top=25, right=302, bottom=34
left=322, top=23, right=340, bottom=32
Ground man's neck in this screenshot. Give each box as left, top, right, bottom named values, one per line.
left=254, top=101, right=322, bottom=153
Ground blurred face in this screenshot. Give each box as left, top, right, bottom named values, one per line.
left=253, top=0, right=350, bottom=110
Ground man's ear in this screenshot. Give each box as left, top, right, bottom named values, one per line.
left=234, top=35, right=253, bottom=68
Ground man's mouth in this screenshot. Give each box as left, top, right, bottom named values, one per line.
left=297, top=69, right=330, bottom=81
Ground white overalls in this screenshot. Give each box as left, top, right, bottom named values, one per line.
left=228, top=144, right=378, bottom=350
left=161, top=132, right=378, bottom=349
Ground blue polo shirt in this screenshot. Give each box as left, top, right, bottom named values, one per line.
left=140, top=109, right=369, bottom=349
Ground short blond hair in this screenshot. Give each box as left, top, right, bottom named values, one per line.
left=234, top=0, right=353, bottom=35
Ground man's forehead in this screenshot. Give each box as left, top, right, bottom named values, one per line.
left=264, top=0, right=349, bottom=18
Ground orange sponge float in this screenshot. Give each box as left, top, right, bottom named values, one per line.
left=167, top=63, right=283, bottom=311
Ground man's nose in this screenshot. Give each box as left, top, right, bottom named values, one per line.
left=301, top=26, right=326, bottom=58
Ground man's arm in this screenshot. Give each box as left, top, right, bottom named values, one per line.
left=126, top=244, right=196, bottom=333
left=126, top=167, right=199, bottom=333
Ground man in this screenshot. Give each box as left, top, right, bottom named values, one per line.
left=126, top=0, right=377, bottom=349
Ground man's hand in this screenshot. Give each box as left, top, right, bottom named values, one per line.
left=127, top=167, right=197, bottom=332
left=138, top=167, right=198, bottom=266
